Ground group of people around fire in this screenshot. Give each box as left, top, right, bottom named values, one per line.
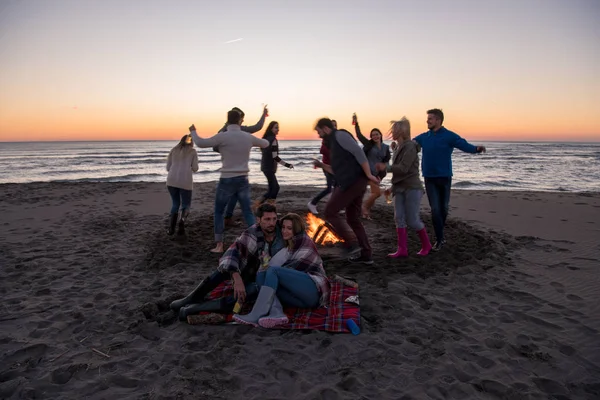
left=166, top=106, right=486, bottom=326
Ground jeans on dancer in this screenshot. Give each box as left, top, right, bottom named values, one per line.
left=262, top=170, right=280, bottom=201
left=167, top=186, right=192, bottom=215
left=310, top=171, right=335, bottom=205
left=224, top=193, right=238, bottom=219
left=323, top=176, right=372, bottom=258
left=256, top=267, right=320, bottom=308
left=393, top=189, right=425, bottom=230
left=424, top=177, right=452, bottom=242
left=214, top=176, right=255, bottom=242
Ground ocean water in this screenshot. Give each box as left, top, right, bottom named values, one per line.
left=0, top=140, right=599, bottom=192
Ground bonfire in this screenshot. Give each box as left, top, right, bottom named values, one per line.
left=306, top=214, right=343, bottom=245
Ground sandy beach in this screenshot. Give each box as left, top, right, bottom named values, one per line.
left=0, top=182, right=599, bottom=399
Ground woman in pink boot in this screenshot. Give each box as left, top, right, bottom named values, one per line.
left=376, top=117, right=432, bottom=257
left=233, top=213, right=329, bottom=328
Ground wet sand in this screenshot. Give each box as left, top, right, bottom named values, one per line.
left=0, top=182, right=599, bottom=399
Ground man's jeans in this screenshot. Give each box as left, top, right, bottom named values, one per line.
left=214, top=176, right=255, bottom=242
left=424, top=177, right=452, bottom=243
left=256, top=267, right=320, bottom=308
left=167, top=186, right=192, bottom=215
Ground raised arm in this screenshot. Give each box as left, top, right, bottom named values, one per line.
left=354, top=122, right=371, bottom=148
left=241, top=112, right=267, bottom=134
left=189, top=124, right=221, bottom=148
left=450, top=132, right=482, bottom=154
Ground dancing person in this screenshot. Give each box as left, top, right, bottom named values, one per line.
left=307, top=133, right=335, bottom=215
left=218, top=106, right=269, bottom=227
left=255, top=121, right=294, bottom=208
left=414, top=109, right=486, bottom=251
left=233, top=213, right=329, bottom=328
left=313, top=118, right=380, bottom=264
left=166, top=134, right=199, bottom=235
left=170, top=203, right=285, bottom=321
left=189, top=110, right=269, bottom=253
left=353, top=113, right=391, bottom=219
left=376, top=117, right=431, bottom=257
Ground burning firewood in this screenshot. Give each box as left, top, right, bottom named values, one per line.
left=306, top=214, right=343, bottom=245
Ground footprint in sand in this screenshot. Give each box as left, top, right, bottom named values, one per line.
left=550, top=282, right=565, bottom=293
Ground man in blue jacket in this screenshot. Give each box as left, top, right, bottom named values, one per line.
left=414, top=109, right=486, bottom=251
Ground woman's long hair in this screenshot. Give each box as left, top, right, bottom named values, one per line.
left=262, top=121, right=279, bottom=139
left=281, top=213, right=306, bottom=249
left=170, top=134, right=194, bottom=157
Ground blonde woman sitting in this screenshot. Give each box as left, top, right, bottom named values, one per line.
left=233, top=213, right=329, bottom=328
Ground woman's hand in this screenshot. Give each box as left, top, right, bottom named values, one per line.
left=189, top=124, right=196, bottom=132
left=312, top=159, right=323, bottom=169
left=232, top=273, right=246, bottom=303
left=285, top=163, right=294, bottom=169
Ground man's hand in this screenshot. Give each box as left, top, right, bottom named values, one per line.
left=232, top=273, right=246, bottom=303
left=476, top=146, right=486, bottom=153
left=367, top=173, right=380, bottom=184
left=390, top=141, right=397, bottom=151
left=285, top=163, right=294, bottom=169
left=189, top=124, right=196, bottom=132
left=263, top=104, right=269, bottom=117
left=312, top=159, right=323, bottom=169
left=375, top=162, right=387, bottom=172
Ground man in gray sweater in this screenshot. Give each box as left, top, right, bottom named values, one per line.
left=190, top=110, right=269, bottom=253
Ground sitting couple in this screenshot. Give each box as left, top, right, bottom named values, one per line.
left=170, top=203, right=329, bottom=328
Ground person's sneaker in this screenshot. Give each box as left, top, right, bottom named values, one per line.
left=307, top=202, right=319, bottom=215
left=348, top=254, right=374, bottom=265
left=345, top=245, right=362, bottom=259
left=432, top=240, right=446, bottom=252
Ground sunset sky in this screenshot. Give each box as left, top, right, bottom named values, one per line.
left=0, top=0, right=599, bottom=142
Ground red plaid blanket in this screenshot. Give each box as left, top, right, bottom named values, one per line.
left=198, top=281, right=360, bottom=333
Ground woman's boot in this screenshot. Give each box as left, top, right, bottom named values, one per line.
left=258, top=296, right=289, bottom=328
left=388, top=228, right=408, bottom=258
left=416, top=228, right=432, bottom=256
left=167, top=213, right=178, bottom=235
left=233, top=286, right=275, bottom=327
left=177, top=209, right=189, bottom=235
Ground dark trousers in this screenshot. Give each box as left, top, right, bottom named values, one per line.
left=167, top=186, right=192, bottom=215
left=261, top=170, right=280, bottom=201
left=324, top=176, right=372, bottom=258
left=424, top=177, right=452, bottom=242
left=311, top=171, right=335, bottom=205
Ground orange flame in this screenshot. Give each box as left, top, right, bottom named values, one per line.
left=306, top=214, right=343, bottom=245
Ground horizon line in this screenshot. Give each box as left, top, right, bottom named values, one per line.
left=1, top=139, right=600, bottom=144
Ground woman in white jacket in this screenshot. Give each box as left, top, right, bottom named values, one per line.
left=166, top=134, right=199, bottom=235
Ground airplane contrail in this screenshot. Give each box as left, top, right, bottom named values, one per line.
left=224, top=38, right=244, bottom=44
